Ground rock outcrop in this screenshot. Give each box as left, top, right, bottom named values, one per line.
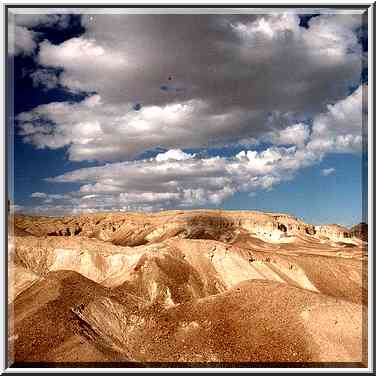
left=315, top=224, right=352, bottom=241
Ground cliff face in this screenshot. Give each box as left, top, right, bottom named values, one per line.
left=315, top=224, right=353, bottom=241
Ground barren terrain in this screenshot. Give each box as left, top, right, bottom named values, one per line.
left=8, top=210, right=368, bottom=366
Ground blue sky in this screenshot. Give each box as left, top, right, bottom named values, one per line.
left=9, top=10, right=368, bottom=227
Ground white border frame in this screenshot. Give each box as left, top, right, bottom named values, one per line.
left=1, top=0, right=373, bottom=373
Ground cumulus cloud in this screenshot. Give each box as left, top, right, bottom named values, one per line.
left=16, top=95, right=266, bottom=160
left=38, top=37, right=127, bottom=83
left=31, top=192, right=48, bottom=198
left=31, top=192, right=69, bottom=203
left=13, top=11, right=367, bottom=215
left=16, top=12, right=365, bottom=161
left=30, top=69, right=60, bottom=90
left=25, top=144, right=319, bottom=215
left=23, top=81, right=364, bottom=214
left=8, top=24, right=37, bottom=56
left=13, top=13, right=72, bottom=29
left=8, top=11, right=75, bottom=56
left=307, top=84, right=366, bottom=154
left=16, top=83, right=365, bottom=162
left=155, top=149, right=195, bottom=162
left=321, top=168, right=335, bottom=176
left=262, top=123, right=310, bottom=146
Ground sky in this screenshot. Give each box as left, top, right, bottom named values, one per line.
left=8, top=8, right=368, bottom=227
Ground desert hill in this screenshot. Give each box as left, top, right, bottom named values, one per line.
left=13, top=209, right=363, bottom=245
left=8, top=210, right=368, bottom=366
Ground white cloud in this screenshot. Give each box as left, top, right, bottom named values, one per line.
left=25, top=145, right=319, bottom=215
left=31, top=192, right=47, bottom=198
left=16, top=96, right=265, bottom=161
left=321, top=168, right=335, bottom=176
left=30, top=69, right=59, bottom=90
left=8, top=12, right=74, bottom=56
left=30, top=192, right=70, bottom=204
left=155, top=149, right=195, bottom=162
left=307, top=84, right=366, bottom=154
left=38, top=38, right=127, bottom=81
left=16, top=12, right=364, bottom=161
left=23, top=82, right=366, bottom=214
left=262, top=123, right=310, bottom=146
left=13, top=12, right=367, bottom=215
left=16, top=85, right=366, bottom=162
left=13, top=13, right=72, bottom=29
left=8, top=24, right=37, bottom=56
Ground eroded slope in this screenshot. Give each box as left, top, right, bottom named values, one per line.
left=8, top=210, right=368, bottom=365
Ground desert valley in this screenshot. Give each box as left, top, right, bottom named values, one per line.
left=8, top=209, right=368, bottom=366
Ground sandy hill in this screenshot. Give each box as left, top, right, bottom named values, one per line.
left=8, top=210, right=368, bottom=366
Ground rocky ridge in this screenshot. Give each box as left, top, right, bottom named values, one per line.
left=13, top=210, right=361, bottom=246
